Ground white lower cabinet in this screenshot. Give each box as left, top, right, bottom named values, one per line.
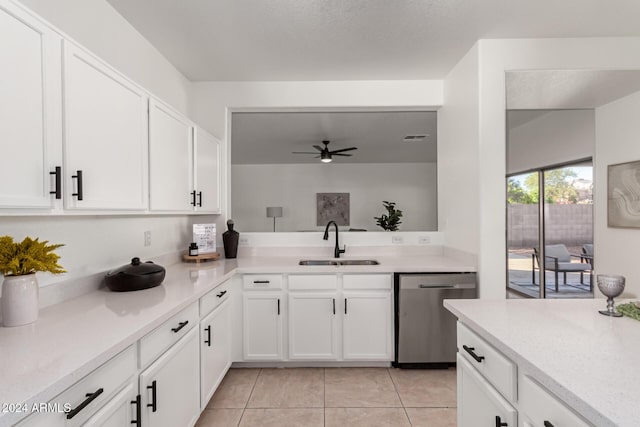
left=243, top=293, right=284, bottom=360
left=458, top=354, right=517, bottom=427
left=288, top=292, right=338, bottom=360
left=139, top=327, right=200, bottom=427
left=342, top=291, right=392, bottom=360
left=200, top=299, right=232, bottom=409
left=83, top=381, right=139, bottom=426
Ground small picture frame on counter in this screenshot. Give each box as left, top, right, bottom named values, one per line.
left=193, top=224, right=216, bottom=253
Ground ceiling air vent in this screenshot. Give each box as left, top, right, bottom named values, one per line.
left=403, top=134, right=429, bottom=142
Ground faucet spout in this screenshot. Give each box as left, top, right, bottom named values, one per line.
left=323, top=221, right=346, bottom=258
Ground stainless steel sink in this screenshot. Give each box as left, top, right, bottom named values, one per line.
left=298, top=259, right=379, bottom=266
left=338, top=260, right=380, bottom=265
left=299, top=260, right=339, bottom=266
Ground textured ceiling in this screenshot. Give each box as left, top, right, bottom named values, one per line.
left=231, top=111, right=437, bottom=164
left=106, top=0, right=640, bottom=81
left=507, top=70, right=640, bottom=110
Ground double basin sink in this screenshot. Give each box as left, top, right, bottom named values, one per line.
left=299, top=259, right=379, bottom=266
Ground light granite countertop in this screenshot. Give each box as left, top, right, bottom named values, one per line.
left=0, top=252, right=474, bottom=426
left=444, top=298, right=640, bottom=427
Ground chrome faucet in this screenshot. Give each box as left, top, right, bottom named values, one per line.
left=323, top=220, right=346, bottom=258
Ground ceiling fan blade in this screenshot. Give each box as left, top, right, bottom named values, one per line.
left=313, top=145, right=324, bottom=152
left=333, top=153, right=352, bottom=156
left=330, top=147, right=358, bottom=154
left=314, top=155, right=321, bottom=158
left=292, top=151, right=319, bottom=154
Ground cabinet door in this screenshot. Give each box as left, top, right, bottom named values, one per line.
left=0, top=3, right=62, bottom=209
left=243, top=293, right=283, bottom=360
left=83, top=382, right=138, bottom=427
left=288, top=293, right=338, bottom=360
left=139, top=327, right=200, bottom=427
left=62, top=41, right=148, bottom=210
left=149, top=99, right=193, bottom=211
left=200, top=299, right=231, bottom=409
left=457, top=355, right=517, bottom=427
left=342, top=292, right=392, bottom=360
left=193, top=127, right=221, bottom=213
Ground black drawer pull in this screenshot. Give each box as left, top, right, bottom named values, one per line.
left=253, top=280, right=270, bottom=284
left=72, top=170, right=83, bottom=200
left=197, top=191, right=202, bottom=207
left=332, top=298, right=336, bottom=315
left=171, top=320, right=189, bottom=333
left=190, top=190, right=196, bottom=206
left=495, top=416, right=508, bottom=427
left=66, top=387, right=103, bottom=419
left=543, top=422, right=555, bottom=427
left=216, top=290, right=227, bottom=298
left=131, top=394, right=141, bottom=426
left=277, top=298, right=280, bottom=315
left=463, top=345, right=485, bottom=363
left=147, top=380, right=157, bottom=412
left=204, top=325, right=211, bottom=346
left=344, top=298, right=348, bottom=314
left=50, top=166, right=62, bottom=199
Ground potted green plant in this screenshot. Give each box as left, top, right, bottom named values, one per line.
left=0, top=236, right=65, bottom=327
left=374, top=201, right=403, bottom=231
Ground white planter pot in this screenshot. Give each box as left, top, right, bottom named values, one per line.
left=1, top=274, right=39, bottom=327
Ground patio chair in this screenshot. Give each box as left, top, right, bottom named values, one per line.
left=581, top=243, right=594, bottom=268
left=532, top=244, right=593, bottom=292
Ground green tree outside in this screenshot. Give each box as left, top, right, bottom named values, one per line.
left=508, top=168, right=580, bottom=205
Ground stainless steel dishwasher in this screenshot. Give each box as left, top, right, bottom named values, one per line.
left=393, top=272, right=477, bottom=368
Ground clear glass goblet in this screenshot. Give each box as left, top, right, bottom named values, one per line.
left=597, top=274, right=625, bottom=317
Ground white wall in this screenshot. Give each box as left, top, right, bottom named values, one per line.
left=438, top=45, right=480, bottom=263
left=15, top=0, right=192, bottom=114
left=231, top=163, right=437, bottom=232
left=595, top=91, right=640, bottom=298
left=442, top=37, right=640, bottom=298
left=507, top=110, right=595, bottom=174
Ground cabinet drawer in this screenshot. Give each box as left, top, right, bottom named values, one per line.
left=343, top=274, right=391, bottom=290
left=288, top=275, right=338, bottom=290
left=520, top=374, right=591, bottom=427
left=243, top=274, right=283, bottom=290
left=457, top=322, right=517, bottom=402
left=17, top=346, right=136, bottom=427
left=139, top=302, right=199, bottom=368
left=201, top=279, right=231, bottom=317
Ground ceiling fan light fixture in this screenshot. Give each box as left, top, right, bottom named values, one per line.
left=321, top=151, right=332, bottom=163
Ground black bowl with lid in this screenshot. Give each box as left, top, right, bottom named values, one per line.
left=105, top=257, right=166, bottom=292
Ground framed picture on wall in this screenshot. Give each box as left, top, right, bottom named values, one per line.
left=608, top=159, right=640, bottom=228
left=317, top=193, right=350, bottom=226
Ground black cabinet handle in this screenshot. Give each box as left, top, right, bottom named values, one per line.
left=190, top=190, right=196, bottom=206
left=253, top=280, right=270, bottom=284
left=543, top=422, right=555, bottom=427
left=72, top=170, right=83, bottom=200
left=50, top=166, right=61, bottom=199
left=197, top=191, right=202, bottom=207
left=66, top=387, right=103, bottom=419
left=130, top=394, right=141, bottom=426
left=463, top=345, right=485, bottom=363
left=332, top=298, right=336, bottom=315
left=204, top=325, right=211, bottom=347
left=344, top=298, right=348, bottom=314
left=147, top=380, right=157, bottom=412
left=171, top=320, right=189, bottom=333
left=216, top=290, right=227, bottom=298
left=277, top=298, right=280, bottom=315
left=495, top=416, right=508, bottom=427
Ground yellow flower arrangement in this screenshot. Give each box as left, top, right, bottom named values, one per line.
left=0, top=236, right=66, bottom=276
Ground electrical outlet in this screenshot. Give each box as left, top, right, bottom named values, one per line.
left=144, top=230, right=151, bottom=247
left=418, top=235, right=431, bottom=245
left=239, top=236, right=249, bottom=246
left=391, top=235, right=404, bottom=244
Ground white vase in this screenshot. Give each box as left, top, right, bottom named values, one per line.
left=1, top=274, right=39, bottom=327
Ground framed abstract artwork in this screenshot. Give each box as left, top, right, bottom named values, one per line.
left=317, top=193, right=350, bottom=226
left=608, top=160, right=640, bottom=228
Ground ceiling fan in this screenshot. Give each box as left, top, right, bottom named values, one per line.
left=292, top=140, right=358, bottom=163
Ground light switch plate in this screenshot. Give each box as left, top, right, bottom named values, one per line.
left=144, top=230, right=151, bottom=246
left=239, top=236, right=249, bottom=246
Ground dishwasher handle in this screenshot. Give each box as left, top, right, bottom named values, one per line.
left=417, top=283, right=475, bottom=290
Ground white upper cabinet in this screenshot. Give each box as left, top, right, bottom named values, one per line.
left=0, top=3, right=62, bottom=209
left=149, top=99, right=194, bottom=212
left=194, top=126, right=221, bottom=214
left=62, top=41, right=148, bottom=211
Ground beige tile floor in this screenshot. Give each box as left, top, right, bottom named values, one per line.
left=196, top=367, right=457, bottom=427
